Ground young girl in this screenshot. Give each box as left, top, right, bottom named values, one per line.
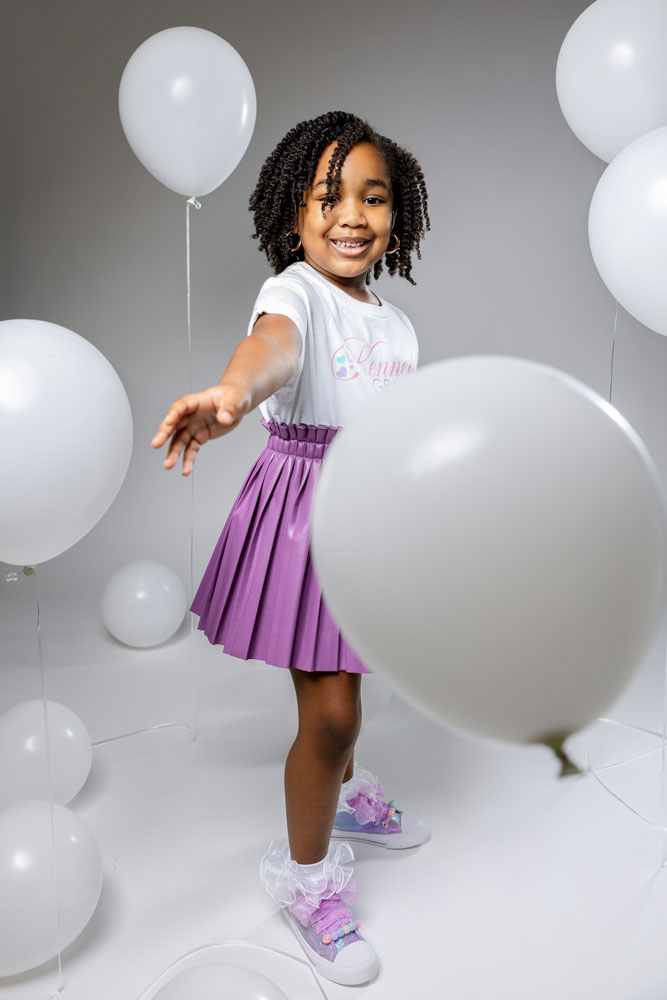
left=152, top=110, right=430, bottom=987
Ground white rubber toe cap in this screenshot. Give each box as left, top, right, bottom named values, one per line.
left=333, top=937, right=379, bottom=982
left=400, top=811, right=431, bottom=846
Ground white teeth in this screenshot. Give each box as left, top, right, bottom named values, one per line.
left=333, top=240, right=368, bottom=248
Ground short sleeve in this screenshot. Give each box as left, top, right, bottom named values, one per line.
left=248, top=277, right=307, bottom=337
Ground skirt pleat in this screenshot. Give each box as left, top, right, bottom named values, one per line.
left=190, top=420, right=370, bottom=673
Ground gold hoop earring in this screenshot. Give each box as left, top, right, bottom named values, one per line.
left=286, top=231, right=302, bottom=253
left=386, top=233, right=400, bottom=255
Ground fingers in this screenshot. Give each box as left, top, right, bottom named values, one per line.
left=162, top=428, right=191, bottom=471
left=160, top=427, right=203, bottom=477
left=181, top=438, right=201, bottom=477
left=151, top=396, right=197, bottom=448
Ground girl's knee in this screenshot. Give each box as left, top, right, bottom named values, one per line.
left=300, top=697, right=361, bottom=756
left=321, top=705, right=361, bottom=754
left=291, top=669, right=362, bottom=755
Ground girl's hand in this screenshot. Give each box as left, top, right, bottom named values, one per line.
left=151, top=382, right=251, bottom=476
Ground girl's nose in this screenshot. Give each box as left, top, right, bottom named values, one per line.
left=336, top=198, right=367, bottom=227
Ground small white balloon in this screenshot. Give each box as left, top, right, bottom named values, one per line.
left=589, top=126, right=667, bottom=337
left=119, top=26, right=256, bottom=197
left=557, top=0, right=667, bottom=161
left=0, top=319, right=133, bottom=566
left=0, top=801, right=103, bottom=977
left=154, top=963, right=288, bottom=1000
left=102, top=560, right=187, bottom=647
left=0, top=700, right=92, bottom=808
left=311, top=357, right=666, bottom=755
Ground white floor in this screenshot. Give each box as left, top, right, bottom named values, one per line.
left=2, top=570, right=667, bottom=1000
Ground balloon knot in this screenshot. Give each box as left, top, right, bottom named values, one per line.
left=541, top=733, right=582, bottom=778
left=186, top=196, right=202, bottom=209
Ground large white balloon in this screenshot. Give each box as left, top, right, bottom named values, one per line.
left=0, top=700, right=92, bottom=807
left=119, top=27, right=256, bottom=197
left=0, top=319, right=133, bottom=566
left=154, top=963, right=288, bottom=1000
left=311, top=357, right=666, bottom=754
left=556, top=0, right=667, bottom=162
left=589, top=126, right=667, bottom=337
left=0, top=801, right=103, bottom=977
left=102, top=560, right=187, bottom=647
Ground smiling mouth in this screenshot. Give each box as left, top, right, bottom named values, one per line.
left=330, top=238, right=371, bottom=256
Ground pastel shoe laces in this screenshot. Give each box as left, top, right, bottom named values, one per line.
left=335, top=764, right=402, bottom=833
left=289, top=879, right=363, bottom=958
left=335, top=798, right=402, bottom=834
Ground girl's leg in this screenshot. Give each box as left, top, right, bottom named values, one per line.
left=286, top=668, right=362, bottom=864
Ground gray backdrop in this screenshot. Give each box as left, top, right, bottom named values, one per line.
left=3, top=0, right=665, bottom=617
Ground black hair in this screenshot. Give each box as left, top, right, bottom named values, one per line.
left=249, top=110, right=430, bottom=285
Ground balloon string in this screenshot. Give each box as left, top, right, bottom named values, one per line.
left=597, top=716, right=663, bottom=739
left=92, top=722, right=191, bottom=748
left=32, top=566, right=64, bottom=992
left=586, top=751, right=660, bottom=830
left=591, top=743, right=666, bottom=772
left=186, top=198, right=201, bottom=743
left=587, top=716, right=667, bottom=844
left=608, top=299, right=618, bottom=403
left=661, top=630, right=667, bottom=866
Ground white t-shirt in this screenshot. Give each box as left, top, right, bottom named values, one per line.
left=246, top=261, right=418, bottom=427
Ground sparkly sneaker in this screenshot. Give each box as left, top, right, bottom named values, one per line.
left=260, top=840, right=379, bottom=986
left=331, top=761, right=430, bottom=849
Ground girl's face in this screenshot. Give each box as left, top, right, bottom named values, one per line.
left=296, top=141, right=395, bottom=294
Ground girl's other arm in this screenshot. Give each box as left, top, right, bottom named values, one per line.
left=151, top=314, right=301, bottom=475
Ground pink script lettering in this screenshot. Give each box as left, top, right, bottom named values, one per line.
left=331, top=338, right=414, bottom=382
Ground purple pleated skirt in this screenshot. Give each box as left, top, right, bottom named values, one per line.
left=190, top=420, right=370, bottom=674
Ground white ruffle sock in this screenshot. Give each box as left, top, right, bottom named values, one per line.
left=336, top=760, right=384, bottom=816
left=259, top=839, right=355, bottom=908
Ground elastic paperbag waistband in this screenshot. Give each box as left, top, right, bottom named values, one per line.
left=262, top=419, right=341, bottom=459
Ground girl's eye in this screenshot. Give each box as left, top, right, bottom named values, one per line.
left=316, top=196, right=385, bottom=206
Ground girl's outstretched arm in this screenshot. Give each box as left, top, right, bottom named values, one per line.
left=151, top=313, right=301, bottom=476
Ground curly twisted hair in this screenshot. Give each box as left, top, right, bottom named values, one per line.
left=249, top=111, right=430, bottom=285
